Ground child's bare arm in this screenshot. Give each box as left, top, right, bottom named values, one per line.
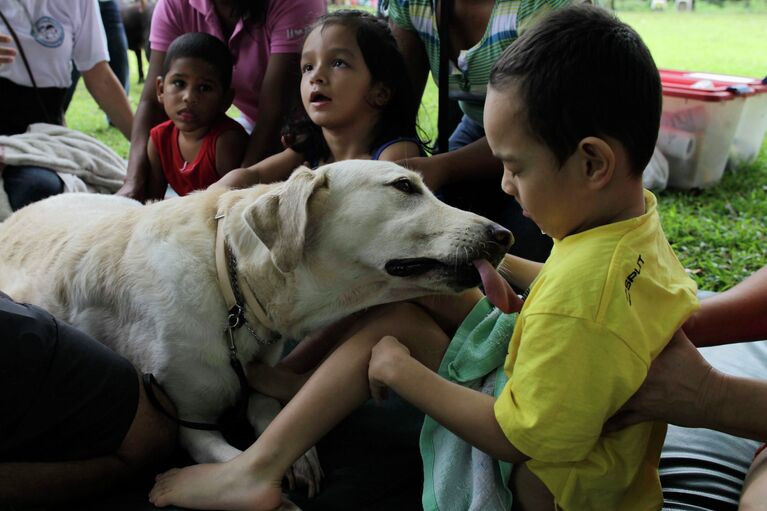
left=684, top=264, right=767, bottom=346
left=500, top=254, right=544, bottom=291
left=212, top=148, right=305, bottom=190
left=378, top=140, right=421, bottom=162
left=146, top=138, right=168, bottom=194
left=214, top=128, right=249, bottom=178
left=369, top=336, right=529, bottom=463
left=398, top=138, right=501, bottom=191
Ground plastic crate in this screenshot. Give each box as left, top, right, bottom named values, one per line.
left=659, top=85, right=746, bottom=189
left=660, top=70, right=767, bottom=166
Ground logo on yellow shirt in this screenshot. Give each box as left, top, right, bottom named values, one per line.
left=624, top=254, right=645, bottom=305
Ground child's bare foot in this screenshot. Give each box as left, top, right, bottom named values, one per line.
left=148, top=461, right=283, bottom=510
left=247, top=361, right=309, bottom=403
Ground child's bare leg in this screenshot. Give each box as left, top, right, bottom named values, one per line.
left=149, top=301, right=456, bottom=510
left=509, top=463, right=554, bottom=511
left=247, top=313, right=367, bottom=403
left=246, top=289, right=482, bottom=405
left=415, top=288, right=485, bottom=336
left=247, top=362, right=311, bottom=404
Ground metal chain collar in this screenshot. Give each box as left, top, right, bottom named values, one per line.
left=225, top=244, right=280, bottom=346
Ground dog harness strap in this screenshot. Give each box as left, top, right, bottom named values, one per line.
left=225, top=324, right=253, bottom=412
left=142, top=373, right=221, bottom=431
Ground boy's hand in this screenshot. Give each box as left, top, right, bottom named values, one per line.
left=368, top=336, right=411, bottom=404
left=116, top=182, right=143, bottom=201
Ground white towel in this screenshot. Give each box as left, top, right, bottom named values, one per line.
left=0, top=123, right=126, bottom=220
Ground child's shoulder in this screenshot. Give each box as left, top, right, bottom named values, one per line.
left=373, top=137, right=423, bottom=161
left=150, top=118, right=176, bottom=136
left=527, top=226, right=650, bottom=312
left=149, top=119, right=178, bottom=149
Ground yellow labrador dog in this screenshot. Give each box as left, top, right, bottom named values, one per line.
left=0, top=160, right=511, bottom=482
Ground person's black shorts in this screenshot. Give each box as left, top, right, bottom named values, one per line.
left=0, top=293, right=139, bottom=462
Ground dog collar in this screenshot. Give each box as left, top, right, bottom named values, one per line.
left=214, top=209, right=279, bottom=344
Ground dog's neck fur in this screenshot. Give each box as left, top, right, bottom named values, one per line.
left=217, top=187, right=396, bottom=341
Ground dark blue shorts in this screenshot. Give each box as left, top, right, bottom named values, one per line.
left=0, top=293, right=138, bottom=462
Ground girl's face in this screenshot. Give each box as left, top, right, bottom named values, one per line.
left=300, top=24, right=383, bottom=131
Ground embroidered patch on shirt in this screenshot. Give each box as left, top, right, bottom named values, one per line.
left=34, top=16, right=64, bottom=48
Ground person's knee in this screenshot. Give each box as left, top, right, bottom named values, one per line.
left=115, top=372, right=178, bottom=472
left=361, top=301, right=450, bottom=369
left=3, top=166, right=64, bottom=211
left=360, top=301, right=438, bottom=338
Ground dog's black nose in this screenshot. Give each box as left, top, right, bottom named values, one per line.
left=487, top=224, right=512, bottom=247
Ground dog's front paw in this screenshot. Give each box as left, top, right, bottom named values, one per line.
left=285, top=446, right=323, bottom=498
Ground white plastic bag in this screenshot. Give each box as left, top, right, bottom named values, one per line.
left=643, top=146, right=670, bottom=192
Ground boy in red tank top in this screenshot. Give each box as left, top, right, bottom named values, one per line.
left=148, top=32, right=247, bottom=197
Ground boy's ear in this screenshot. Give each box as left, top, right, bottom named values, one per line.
left=369, top=82, right=392, bottom=108
left=155, top=76, right=164, bottom=104
left=576, top=136, right=615, bottom=189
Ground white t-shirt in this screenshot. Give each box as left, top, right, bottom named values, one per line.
left=0, top=0, right=108, bottom=88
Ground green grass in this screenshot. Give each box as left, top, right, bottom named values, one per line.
left=66, top=7, right=767, bottom=291
left=619, top=11, right=767, bottom=76
left=618, top=10, right=767, bottom=291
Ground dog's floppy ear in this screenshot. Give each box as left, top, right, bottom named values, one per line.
left=244, top=166, right=328, bottom=273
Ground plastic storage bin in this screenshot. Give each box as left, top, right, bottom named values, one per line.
left=659, top=85, right=747, bottom=189
left=660, top=69, right=767, bottom=166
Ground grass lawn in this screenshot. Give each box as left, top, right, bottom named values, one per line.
left=619, top=10, right=767, bottom=291
left=65, top=6, right=767, bottom=292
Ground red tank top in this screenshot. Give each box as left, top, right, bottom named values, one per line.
left=150, top=116, right=245, bottom=196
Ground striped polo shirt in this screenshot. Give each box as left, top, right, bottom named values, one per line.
left=389, top=0, right=572, bottom=126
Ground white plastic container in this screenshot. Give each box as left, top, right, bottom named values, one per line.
left=660, top=86, right=746, bottom=189
left=660, top=70, right=767, bottom=167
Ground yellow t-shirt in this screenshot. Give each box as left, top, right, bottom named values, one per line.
left=494, top=191, right=699, bottom=510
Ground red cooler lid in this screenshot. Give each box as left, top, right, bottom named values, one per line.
left=660, top=69, right=766, bottom=96
left=662, top=84, right=745, bottom=102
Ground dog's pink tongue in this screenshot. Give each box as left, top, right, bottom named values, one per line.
left=473, top=259, right=519, bottom=314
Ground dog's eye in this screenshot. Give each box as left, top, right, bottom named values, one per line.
left=390, top=178, right=420, bottom=195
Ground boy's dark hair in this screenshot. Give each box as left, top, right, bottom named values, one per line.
left=284, top=10, right=427, bottom=162
left=489, top=4, right=661, bottom=176
left=162, top=33, right=234, bottom=90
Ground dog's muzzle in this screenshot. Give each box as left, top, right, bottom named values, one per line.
left=384, top=223, right=513, bottom=288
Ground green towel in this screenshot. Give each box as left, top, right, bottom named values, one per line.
left=420, top=297, right=516, bottom=511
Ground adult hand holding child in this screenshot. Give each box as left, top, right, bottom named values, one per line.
left=605, top=329, right=722, bottom=432
left=607, top=264, right=767, bottom=508
left=0, top=33, right=16, bottom=64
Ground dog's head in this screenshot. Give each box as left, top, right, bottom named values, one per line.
left=234, top=160, right=513, bottom=331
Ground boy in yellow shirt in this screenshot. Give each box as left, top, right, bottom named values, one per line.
left=369, top=6, right=697, bottom=511
left=147, top=5, right=698, bottom=511
left=370, top=4, right=699, bottom=510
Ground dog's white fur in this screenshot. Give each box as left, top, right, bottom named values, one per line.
left=0, top=160, right=508, bottom=472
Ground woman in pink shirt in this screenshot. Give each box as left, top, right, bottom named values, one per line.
left=118, top=0, right=325, bottom=201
